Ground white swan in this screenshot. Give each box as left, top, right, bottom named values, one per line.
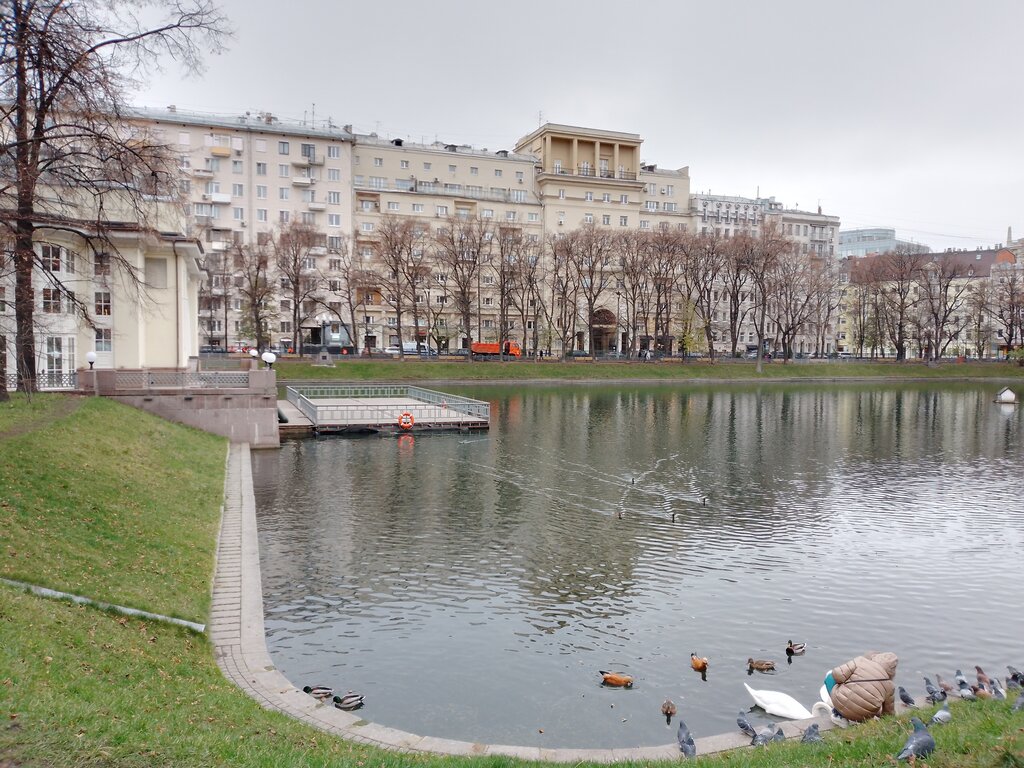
left=744, top=683, right=832, bottom=720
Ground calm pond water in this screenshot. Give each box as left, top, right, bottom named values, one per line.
left=252, top=382, right=1024, bottom=749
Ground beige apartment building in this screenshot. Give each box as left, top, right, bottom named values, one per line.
left=127, top=108, right=845, bottom=358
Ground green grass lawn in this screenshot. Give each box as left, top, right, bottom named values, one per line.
left=2, top=393, right=1022, bottom=767
left=273, top=356, right=1024, bottom=383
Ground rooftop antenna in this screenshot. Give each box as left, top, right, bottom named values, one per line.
left=311, top=102, right=316, bottom=127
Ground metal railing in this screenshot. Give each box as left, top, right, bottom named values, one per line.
left=113, top=371, right=251, bottom=389
left=4, top=371, right=78, bottom=391
left=286, top=384, right=490, bottom=425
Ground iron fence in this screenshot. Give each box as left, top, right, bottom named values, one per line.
left=3, top=371, right=78, bottom=391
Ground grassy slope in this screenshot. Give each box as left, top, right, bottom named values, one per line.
left=2, top=394, right=1022, bottom=767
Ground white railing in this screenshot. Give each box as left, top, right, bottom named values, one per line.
left=286, top=384, right=489, bottom=424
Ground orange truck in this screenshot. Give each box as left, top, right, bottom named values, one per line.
left=470, top=341, right=522, bottom=357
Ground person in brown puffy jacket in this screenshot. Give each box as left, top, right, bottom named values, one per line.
left=825, top=651, right=898, bottom=722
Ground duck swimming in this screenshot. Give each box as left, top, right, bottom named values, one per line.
left=748, top=658, right=776, bottom=673
left=786, top=640, right=806, bottom=656
left=661, top=698, right=677, bottom=723
left=599, top=670, right=634, bottom=687
left=690, top=653, right=708, bottom=673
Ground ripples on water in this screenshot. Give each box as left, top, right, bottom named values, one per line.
left=252, top=384, right=1024, bottom=749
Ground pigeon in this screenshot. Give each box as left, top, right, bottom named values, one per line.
left=751, top=725, right=784, bottom=747
left=929, top=701, right=952, bottom=726
left=990, top=677, right=1006, bottom=700
left=1013, top=693, right=1024, bottom=712
left=954, top=669, right=968, bottom=687
left=736, top=710, right=757, bottom=739
left=661, top=698, right=677, bottom=723
left=302, top=685, right=333, bottom=700
left=676, top=719, right=696, bottom=758
left=971, top=684, right=991, bottom=699
left=957, top=680, right=977, bottom=701
left=896, top=717, right=935, bottom=762
left=1008, top=665, right=1024, bottom=685
left=1007, top=676, right=1023, bottom=692
left=898, top=686, right=916, bottom=708
left=801, top=723, right=823, bottom=743
left=975, top=665, right=992, bottom=688
left=923, top=677, right=946, bottom=703
left=935, top=673, right=954, bottom=693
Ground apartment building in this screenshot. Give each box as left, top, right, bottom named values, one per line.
left=133, top=107, right=354, bottom=351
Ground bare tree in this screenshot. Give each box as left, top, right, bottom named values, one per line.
left=507, top=235, right=544, bottom=358
left=573, top=223, right=615, bottom=357
left=546, top=231, right=584, bottom=355
left=768, top=249, right=820, bottom=360
left=916, top=254, right=973, bottom=359
left=964, top=280, right=995, bottom=359
left=272, top=221, right=326, bottom=351
left=0, top=0, right=227, bottom=391
left=744, top=222, right=789, bottom=371
left=876, top=248, right=926, bottom=361
left=434, top=214, right=492, bottom=356
left=373, top=214, right=424, bottom=357
left=327, top=235, right=374, bottom=354
left=648, top=227, right=684, bottom=355
left=989, top=263, right=1023, bottom=355
left=617, top=229, right=653, bottom=357
left=233, top=242, right=276, bottom=352
left=721, top=234, right=753, bottom=357
left=682, top=230, right=728, bottom=360
left=493, top=224, right=528, bottom=360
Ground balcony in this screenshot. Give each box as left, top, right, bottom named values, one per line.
left=203, top=192, right=232, bottom=204
left=210, top=146, right=232, bottom=158
left=291, top=177, right=313, bottom=187
left=543, top=167, right=638, bottom=182
left=192, top=168, right=214, bottom=178
left=209, top=241, right=229, bottom=251
left=307, top=201, right=327, bottom=211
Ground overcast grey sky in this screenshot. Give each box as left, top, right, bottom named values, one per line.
left=134, top=0, right=1024, bottom=252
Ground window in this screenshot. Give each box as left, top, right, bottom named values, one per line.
left=279, top=187, right=289, bottom=200
left=278, top=141, right=290, bottom=154
left=602, top=193, right=611, bottom=203
left=369, top=176, right=386, bottom=189
left=145, top=258, right=167, bottom=289
left=233, top=207, right=244, bottom=220
left=301, top=143, right=315, bottom=159
left=361, top=222, right=374, bottom=232
left=95, top=328, right=112, bottom=352
left=412, top=203, right=424, bottom=212
left=94, top=253, right=110, bottom=276
left=278, top=164, right=290, bottom=177
left=231, top=160, right=243, bottom=174
left=470, top=166, right=478, bottom=175
left=42, top=288, right=61, bottom=313
left=511, top=189, right=526, bottom=202
left=506, top=211, right=517, bottom=221
left=620, top=194, right=628, bottom=204
left=95, top=291, right=111, bottom=315
left=254, top=139, right=266, bottom=152
left=666, top=185, right=674, bottom=195
left=232, top=183, right=244, bottom=197
left=436, top=205, right=448, bottom=216
left=279, top=210, right=290, bottom=223
left=527, top=212, right=539, bottom=222
left=640, top=220, right=650, bottom=229
left=558, top=188, right=565, bottom=199
left=328, top=145, right=340, bottom=159
left=256, top=162, right=267, bottom=176
left=256, top=208, right=268, bottom=222
left=515, top=171, right=524, bottom=181
left=400, top=159, right=409, bottom=169
left=374, top=157, right=383, bottom=167
left=301, top=212, right=315, bottom=225
left=204, top=180, right=220, bottom=194
left=177, top=131, right=190, bottom=146
left=329, top=214, right=342, bottom=227
left=423, top=162, right=432, bottom=170
left=448, top=164, right=457, bottom=173
left=256, top=185, right=267, bottom=199
left=620, top=216, right=628, bottom=226
left=328, top=168, right=341, bottom=181
left=494, top=169, right=503, bottom=177
left=482, top=208, right=494, bottom=218
left=327, top=236, right=344, bottom=250
left=584, top=213, right=594, bottom=224
left=387, top=201, right=400, bottom=211
left=585, top=191, right=594, bottom=202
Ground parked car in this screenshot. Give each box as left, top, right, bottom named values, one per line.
left=383, top=346, right=401, bottom=356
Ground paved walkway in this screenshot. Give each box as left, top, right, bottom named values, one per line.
left=209, top=442, right=833, bottom=762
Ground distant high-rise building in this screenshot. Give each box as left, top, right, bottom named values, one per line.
left=838, top=227, right=929, bottom=258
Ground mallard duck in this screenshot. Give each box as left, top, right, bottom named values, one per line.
left=333, top=691, right=365, bottom=710
left=785, top=640, right=806, bottom=656
left=748, top=658, right=776, bottom=673
left=302, top=685, right=333, bottom=700
left=599, top=670, right=634, bottom=687
left=690, top=653, right=708, bottom=673
left=661, top=698, right=677, bottom=723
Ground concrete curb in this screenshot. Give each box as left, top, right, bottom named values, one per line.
left=209, top=442, right=838, bottom=762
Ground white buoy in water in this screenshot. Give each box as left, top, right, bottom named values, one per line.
left=995, top=387, right=1018, bottom=404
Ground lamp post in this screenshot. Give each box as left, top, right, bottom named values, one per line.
left=615, top=291, right=622, bottom=356
left=261, top=351, right=277, bottom=369
left=85, top=351, right=97, bottom=396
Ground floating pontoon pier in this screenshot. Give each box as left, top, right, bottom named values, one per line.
left=280, top=384, right=489, bottom=436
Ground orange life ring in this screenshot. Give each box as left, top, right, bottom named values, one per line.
left=398, top=411, right=414, bottom=430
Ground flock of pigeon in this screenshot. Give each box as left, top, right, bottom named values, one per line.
left=603, top=660, right=1024, bottom=761
left=301, top=684, right=365, bottom=711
